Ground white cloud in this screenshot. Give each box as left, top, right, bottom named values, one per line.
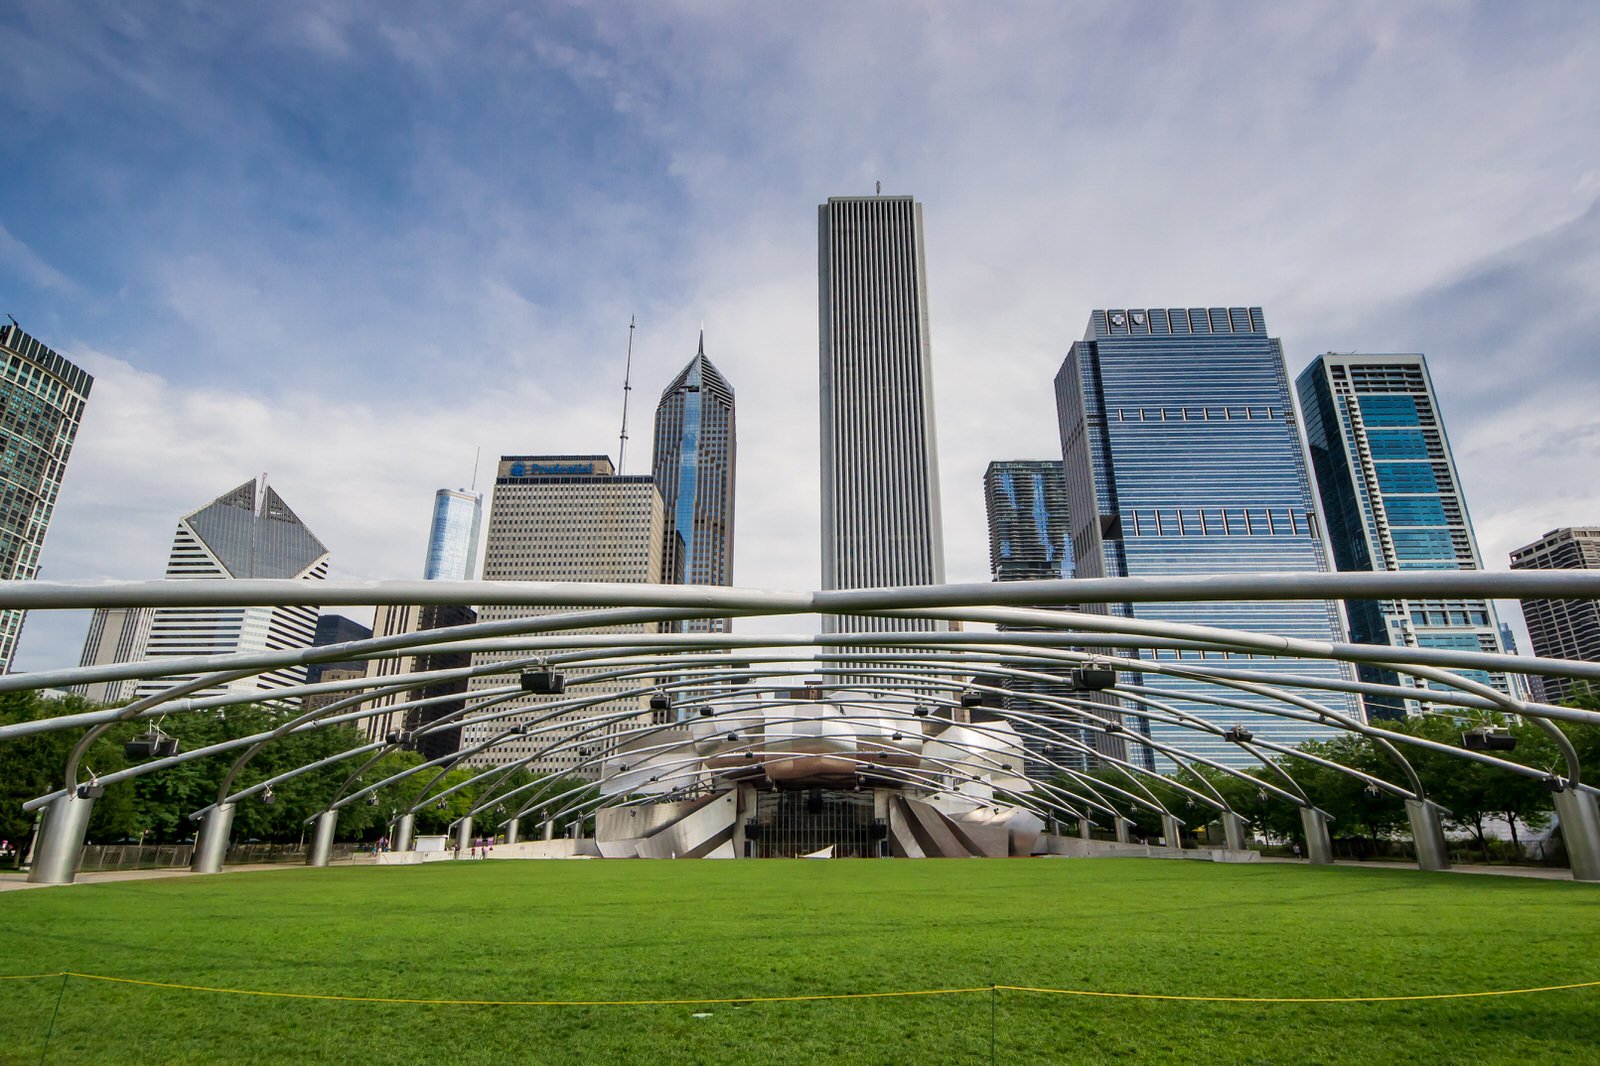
left=10, top=2, right=1600, bottom=669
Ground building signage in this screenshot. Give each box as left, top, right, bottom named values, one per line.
left=508, top=462, right=596, bottom=477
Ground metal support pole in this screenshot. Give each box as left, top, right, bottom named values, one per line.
left=1553, top=788, right=1600, bottom=882
left=1405, top=798, right=1451, bottom=872
left=394, top=812, right=415, bottom=852
left=1299, top=807, right=1334, bottom=865
left=1114, top=817, right=1131, bottom=844
left=505, top=818, right=520, bottom=844
left=191, top=802, right=235, bottom=874
left=1220, top=812, right=1247, bottom=852
left=27, top=792, right=95, bottom=885
left=1161, top=814, right=1183, bottom=850
left=456, top=815, right=474, bottom=856
left=1078, top=818, right=1092, bottom=841
left=543, top=820, right=555, bottom=841
left=308, top=809, right=337, bottom=867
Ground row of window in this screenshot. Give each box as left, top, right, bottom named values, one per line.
left=1408, top=609, right=1491, bottom=627
left=1119, top=507, right=1311, bottom=538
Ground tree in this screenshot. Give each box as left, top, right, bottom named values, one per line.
left=1288, top=734, right=1408, bottom=853
left=0, top=691, right=139, bottom=850
left=1384, top=713, right=1559, bottom=863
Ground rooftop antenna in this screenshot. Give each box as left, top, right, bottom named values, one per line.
left=470, top=446, right=481, bottom=492
left=875, top=181, right=881, bottom=195
left=618, top=314, right=636, bottom=474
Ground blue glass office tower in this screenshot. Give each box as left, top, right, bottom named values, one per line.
left=1055, top=308, right=1356, bottom=769
left=652, top=333, right=736, bottom=632
left=1298, top=354, right=1506, bottom=717
left=423, top=488, right=482, bottom=581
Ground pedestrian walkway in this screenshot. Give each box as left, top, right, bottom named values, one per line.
left=1257, top=856, right=1578, bottom=881
left=0, top=858, right=371, bottom=892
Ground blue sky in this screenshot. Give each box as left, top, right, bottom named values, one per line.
left=4, top=2, right=1599, bottom=669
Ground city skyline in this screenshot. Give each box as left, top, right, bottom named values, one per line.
left=3, top=6, right=1598, bottom=671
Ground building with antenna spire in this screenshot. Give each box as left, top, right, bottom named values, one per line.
left=651, top=331, right=737, bottom=632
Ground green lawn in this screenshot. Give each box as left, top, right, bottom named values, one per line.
left=2, top=859, right=1597, bottom=1064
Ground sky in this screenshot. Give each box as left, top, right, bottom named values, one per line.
left=3, top=1, right=1599, bottom=671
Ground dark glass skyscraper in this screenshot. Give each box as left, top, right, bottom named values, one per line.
left=1297, top=353, right=1507, bottom=717
left=1054, top=308, right=1356, bottom=769
left=304, top=613, right=373, bottom=686
left=0, top=323, right=93, bottom=673
left=818, top=195, right=945, bottom=634
left=651, top=333, right=736, bottom=632
left=983, top=460, right=1094, bottom=775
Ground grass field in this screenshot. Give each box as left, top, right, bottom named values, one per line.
left=2, top=859, right=1597, bottom=1064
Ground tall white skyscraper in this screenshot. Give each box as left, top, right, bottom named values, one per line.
left=423, top=488, right=482, bottom=581
left=462, top=456, right=663, bottom=774
left=134, top=478, right=329, bottom=701
left=818, top=194, right=945, bottom=634
left=73, top=606, right=154, bottom=704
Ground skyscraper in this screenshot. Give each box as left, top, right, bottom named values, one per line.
left=651, top=333, right=736, bottom=631
left=1498, top=622, right=1543, bottom=703
left=304, top=614, right=373, bottom=686
left=134, top=478, right=329, bottom=701
left=1510, top=527, right=1600, bottom=704
left=423, top=488, right=482, bottom=581
left=363, top=489, right=483, bottom=755
left=73, top=606, right=154, bottom=704
left=464, top=456, right=663, bottom=774
left=0, top=322, right=94, bottom=673
left=1297, top=353, right=1508, bottom=717
left=985, top=461, right=1074, bottom=583
left=366, top=602, right=478, bottom=758
left=982, top=460, right=1095, bottom=776
left=818, top=194, right=945, bottom=633
left=1054, top=308, right=1356, bottom=768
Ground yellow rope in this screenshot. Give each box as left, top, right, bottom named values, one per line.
left=994, top=980, right=1600, bottom=1004
left=0, top=972, right=1594, bottom=1007
left=57, top=973, right=993, bottom=1007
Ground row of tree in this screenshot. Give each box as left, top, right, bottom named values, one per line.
left=0, top=692, right=596, bottom=851
left=1059, top=692, right=1600, bottom=862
